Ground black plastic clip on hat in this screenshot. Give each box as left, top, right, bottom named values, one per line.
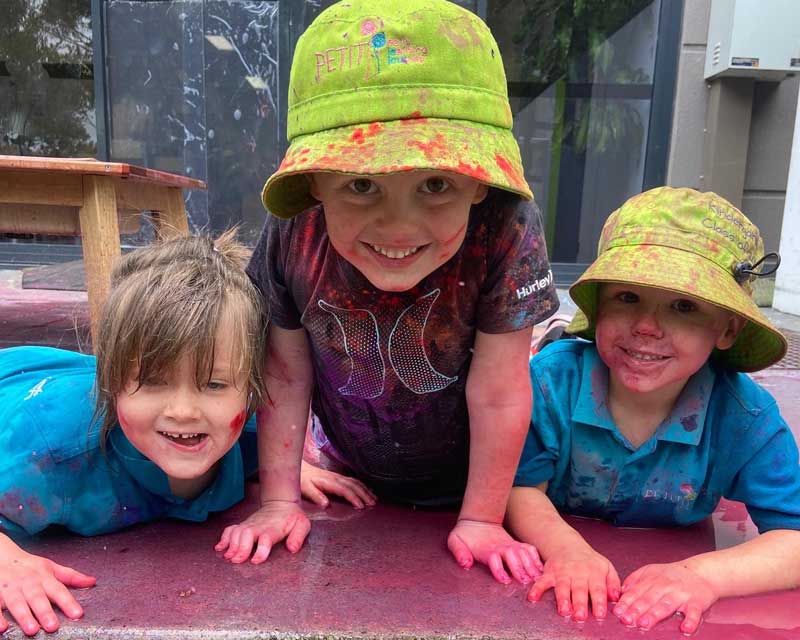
left=733, top=252, right=781, bottom=284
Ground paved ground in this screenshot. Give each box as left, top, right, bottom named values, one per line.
left=1, top=276, right=799, bottom=639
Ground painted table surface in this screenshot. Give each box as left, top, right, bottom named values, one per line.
left=0, top=156, right=206, bottom=190
left=9, top=370, right=800, bottom=640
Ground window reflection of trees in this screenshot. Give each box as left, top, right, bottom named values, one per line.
left=0, top=0, right=95, bottom=157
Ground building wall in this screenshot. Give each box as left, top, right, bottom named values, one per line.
left=666, top=0, right=799, bottom=253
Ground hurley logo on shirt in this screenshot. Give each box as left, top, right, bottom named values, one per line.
left=516, top=270, right=553, bottom=300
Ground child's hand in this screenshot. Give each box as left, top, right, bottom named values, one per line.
left=613, top=562, right=718, bottom=634
left=215, top=500, right=310, bottom=564
left=526, top=545, right=620, bottom=621
left=300, top=460, right=377, bottom=509
left=447, top=519, right=543, bottom=585
left=0, top=547, right=95, bottom=636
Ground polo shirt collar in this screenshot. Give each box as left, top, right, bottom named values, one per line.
left=573, top=346, right=715, bottom=446
left=108, top=427, right=245, bottom=517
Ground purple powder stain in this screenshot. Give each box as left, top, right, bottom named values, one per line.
left=680, top=414, right=699, bottom=432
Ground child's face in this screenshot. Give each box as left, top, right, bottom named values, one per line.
left=310, top=170, right=488, bottom=291
left=115, top=313, right=249, bottom=498
left=595, top=283, right=744, bottom=396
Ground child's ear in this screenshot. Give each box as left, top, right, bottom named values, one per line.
left=716, top=314, right=747, bottom=350
left=472, top=182, right=489, bottom=204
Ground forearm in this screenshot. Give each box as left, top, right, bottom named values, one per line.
left=507, top=486, right=593, bottom=560
left=257, top=328, right=314, bottom=504
left=460, top=385, right=530, bottom=524
left=684, top=529, right=800, bottom=598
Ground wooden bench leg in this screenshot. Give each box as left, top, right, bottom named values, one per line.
left=79, top=175, right=121, bottom=349
left=153, top=186, right=190, bottom=238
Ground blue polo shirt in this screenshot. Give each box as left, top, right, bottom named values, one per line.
left=0, top=346, right=258, bottom=538
left=515, top=340, right=800, bottom=532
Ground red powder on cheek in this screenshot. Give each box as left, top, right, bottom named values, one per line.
left=443, top=222, right=467, bottom=246
left=229, top=410, right=246, bottom=433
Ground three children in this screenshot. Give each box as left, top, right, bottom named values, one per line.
left=508, top=187, right=800, bottom=633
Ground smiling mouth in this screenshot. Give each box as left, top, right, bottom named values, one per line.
left=367, top=243, right=426, bottom=259
left=158, top=431, right=208, bottom=446
left=622, top=348, right=670, bottom=362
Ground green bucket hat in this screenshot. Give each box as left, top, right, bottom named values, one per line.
left=567, top=187, right=787, bottom=372
left=262, top=0, right=532, bottom=218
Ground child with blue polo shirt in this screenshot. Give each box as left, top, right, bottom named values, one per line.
left=0, top=231, right=372, bottom=637
left=508, top=187, right=800, bottom=634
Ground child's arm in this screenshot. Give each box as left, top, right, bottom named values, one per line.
left=0, top=532, right=95, bottom=636
left=215, top=326, right=314, bottom=563
left=507, top=485, right=620, bottom=620
left=448, top=327, right=543, bottom=584
left=613, top=529, right=800, bottom=634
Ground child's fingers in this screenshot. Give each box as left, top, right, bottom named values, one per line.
left=606, top=564, right=622, bottom=602
left=250, top=536, right=273, bottom=565
left=519, top=547, right=541, bottom=580
left=526, top=572, right=554, bottom=602
left=679, top=602, right=704, bottom=635
left=285, top=516, right=311, bottom=554
left=304, top=483, right=330, bottom=508
left=215, top=525, right=233, bottom=551
left=621, top=565, right=646, bottom=592
left=4, top=589, right=40, bottom=637
left=520, top=543, right=543, bottom=574
left=500, top=548, right=530, bottom=584
left=23, top=584, right=60, bottom=633
left=330, top=480, right=365, bottom=509
left=50, top=562, right=96, bottom=590
left=44, top=576, right=85, bottom=621
left=588, top=578, right=608, bottom=619
left=553, top=575, right=574, bottom=617
left=347, top=479, right=377, bottom=506
left=569, top=577, right=590, bottom=621
left=487, top=552, right=512, bottom=584
left=227, top=529, right=255, bottom=563
left=446, top=532, right=474, bottom=570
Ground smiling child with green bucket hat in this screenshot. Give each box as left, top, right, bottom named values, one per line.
left=215, top=0, right=560, bottom=584
left=508, top=186, right=800, bottom=633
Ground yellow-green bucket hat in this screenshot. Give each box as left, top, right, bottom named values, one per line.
left=567, top=187, right=787, bottom=372
left=262, top=0, right=532, bottom=219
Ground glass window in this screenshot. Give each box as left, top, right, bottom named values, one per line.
left=487, top=0, right=661, bottom=263
left=0, top=0, right=95, bottom=157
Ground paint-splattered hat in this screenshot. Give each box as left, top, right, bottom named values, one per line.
left=567, top=187, right=787, bottom=372
left=262, top=0, right=531, bottom=218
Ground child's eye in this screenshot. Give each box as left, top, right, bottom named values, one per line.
left=615, top=291, right=639, bottom=304
left=672, top=299, right=697, bottom=313
left=348, top=178, right=377, bottom=194
left=205, top=381, right=228, bottom=391
left=420, top=177, right=449, bottom=194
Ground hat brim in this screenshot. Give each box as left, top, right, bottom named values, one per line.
left=566, top=244, right=787, bottom=372
left=262, top=117, right=532, bottom=218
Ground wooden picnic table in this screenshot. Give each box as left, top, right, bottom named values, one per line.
left=0, top=155, right=206, bottom=346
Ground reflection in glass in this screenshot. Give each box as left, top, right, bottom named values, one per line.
left=487, top=0, right=659, bottom=263
left=0, top=0, right=95, bottom=157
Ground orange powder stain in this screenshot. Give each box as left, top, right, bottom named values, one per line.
left=456, top=162, right=491, bottom=182
left=495, top=154, right=525, bottom=189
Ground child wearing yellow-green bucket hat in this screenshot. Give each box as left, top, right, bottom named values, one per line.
left=508, top=187, right=800, bottom=633
left=218, top=0, right=560, bottom=583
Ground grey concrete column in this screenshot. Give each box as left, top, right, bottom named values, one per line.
left=773, top=81, right=800, bottom=314
left=700, top=77, right=755, bottom=209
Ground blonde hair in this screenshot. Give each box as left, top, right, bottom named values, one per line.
left=94, top=229, right=266, bottom=444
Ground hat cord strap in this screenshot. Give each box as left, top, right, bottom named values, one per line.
left=733, top=252, right=781, bottom=283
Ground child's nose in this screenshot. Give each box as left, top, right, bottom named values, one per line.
left=631, top=307, right=664, bottom=337
left=163, top=386, right=201, bottom=421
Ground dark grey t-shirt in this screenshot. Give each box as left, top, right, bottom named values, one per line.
left=248, top=189, right=559, bottom=500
